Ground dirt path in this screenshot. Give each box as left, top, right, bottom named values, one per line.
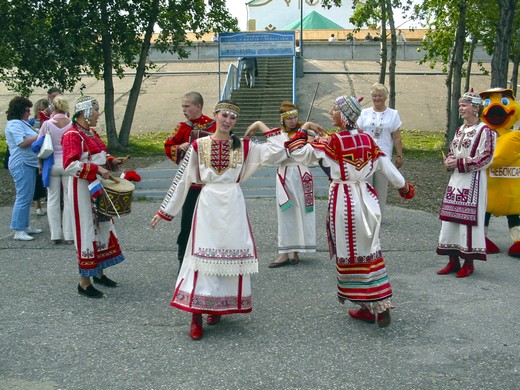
left=0, top=60, right=492, bottom=134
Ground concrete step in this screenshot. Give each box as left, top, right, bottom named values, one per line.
left=231, top=56, right=294, bottom=134
left=133, top=165, right=331, bottom=200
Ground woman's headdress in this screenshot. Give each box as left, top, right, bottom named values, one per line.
left=214, top=101, right=240, bottom=117
left=460, top=88, right=482, bottom=106
left=74, top=96, right=99, bottom=123
left=334, top=95, right=363, bottom=128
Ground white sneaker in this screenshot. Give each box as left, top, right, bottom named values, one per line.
left=26, top=227, right=42, bottom=234
left=14, top=231, right=34, bottom=241
left=36, top=208, right=46, bottom=216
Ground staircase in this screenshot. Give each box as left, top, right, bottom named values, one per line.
left=231, top=57, right=294, bottom=135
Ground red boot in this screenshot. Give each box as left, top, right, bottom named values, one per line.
left=348, top=308, right=375, bottom=323
left=190, top=314, right=203, bottom=340
left=456, top=259, right=474, bottom=278
left=207, top=314, right=221, bottom=325
left=486, top=237, right=500, bottom=254
left=437, top=257, right=460, bottom=275
left=508, top=241, right=520, bottom=258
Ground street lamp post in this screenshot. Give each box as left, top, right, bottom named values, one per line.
left=300, top=0, right=303, bottom=57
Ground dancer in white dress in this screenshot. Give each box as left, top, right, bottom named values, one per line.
left=151, top=100, right=287, bottom=340
left=436, top=90, right=496, bottom=278
left=245, top=101, right=318, bottom=268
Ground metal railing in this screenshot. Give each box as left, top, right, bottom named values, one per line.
left=220, top=61, right=241, bottom=100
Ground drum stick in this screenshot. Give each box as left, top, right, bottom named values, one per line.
left=106, top=174, right=121, bottom=183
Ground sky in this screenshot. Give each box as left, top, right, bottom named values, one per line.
left=226, top=0, right=249, bottom=31
left=225, top=0, right=419, bottom=32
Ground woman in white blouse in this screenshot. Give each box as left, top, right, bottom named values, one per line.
left=357, top=83, right=404, bottom=216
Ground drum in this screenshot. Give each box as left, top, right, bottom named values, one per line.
left=96, top=176, right=135, bottom=217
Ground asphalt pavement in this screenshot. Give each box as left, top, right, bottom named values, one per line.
left=1, top=194, right=519, bottom=389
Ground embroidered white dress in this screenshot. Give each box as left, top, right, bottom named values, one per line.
left=159, top=132, right=286, bottom=315
left=289, top=130, right=406, bottom=313
left=437, top=122, right=496, bottom=261
left=275, top=130, right=316, bottom=254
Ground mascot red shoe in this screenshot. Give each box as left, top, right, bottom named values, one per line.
left=479, top=88, right=520, bottom=257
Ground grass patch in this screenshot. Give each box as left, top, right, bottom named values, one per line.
left=109, top=132, right=170, bottom=156
left=401, top=129, right=446, bottom=158
left=0, top=129, right=446, bottom=162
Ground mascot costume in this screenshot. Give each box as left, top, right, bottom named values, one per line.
left=479, top=88, right=520, bottom=257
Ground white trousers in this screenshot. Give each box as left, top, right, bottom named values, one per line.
left=369, top=171, right=389, bottom=216
left=47, top=155, right=73, bottom=241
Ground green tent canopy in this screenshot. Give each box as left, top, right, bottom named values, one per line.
left=283, top=10, right=345, bottom=30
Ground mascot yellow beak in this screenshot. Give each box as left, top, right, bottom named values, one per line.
left=479, top=88, right=520, bottom=133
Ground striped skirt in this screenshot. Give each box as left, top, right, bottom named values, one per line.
left=336, top=257, right=395, bottom=314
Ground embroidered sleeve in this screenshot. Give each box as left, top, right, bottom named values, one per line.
left=62, top=131, right=98, bottom=180
left=164, top=122, right=191, bottom=163
left=159, top=144, right=199, bottom=218
left=459, top=126, right=496, bottom=173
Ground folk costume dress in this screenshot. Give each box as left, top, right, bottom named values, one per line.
left=62, top=125, right=125, bottom=277
left=164, top=115, right=216, bottom=264
left=275, top=129, right=316, bottom=254
left=289, top=129, right=406, bottom=313
left=158, top=130, right=286, bottom=315
left=437, top=122, right=496, bottom=261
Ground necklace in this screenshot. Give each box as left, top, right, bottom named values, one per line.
left=75, top=121, right=94, bottom=137
left=371, top=109, right=386, bottom=139
left=463, top=120, right=480, bottom=133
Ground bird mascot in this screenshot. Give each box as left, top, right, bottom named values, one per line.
left=479, top=87, right=520, bottom=257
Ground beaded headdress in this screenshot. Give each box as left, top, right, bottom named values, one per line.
left=214, top=102, right=240, bottom=117
left=281, top=109, right=298, bottom=120
left=74, top=96, right=99, bottom=122
left=460, top=88, right=482, bottom=106
left=334, top=95, right=363, bottom=128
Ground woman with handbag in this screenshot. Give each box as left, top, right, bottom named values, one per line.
left=35, top=95, right=74, bottom=245
left=62, top=96, right=126, bottom=298
left=4, top=96, right=42, bottom=241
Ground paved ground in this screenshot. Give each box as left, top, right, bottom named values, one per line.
left=1, top=198, right=519, bottom=390
left=0, top=60, right=493, bottom=134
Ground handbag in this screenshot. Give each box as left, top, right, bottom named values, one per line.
left=37, top=123, right=54, bottom=159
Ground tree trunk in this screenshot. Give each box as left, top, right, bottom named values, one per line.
left=464, top=35, right=477, bottom=92
left=511, top=60, right=519, bottom=97
left=491, top=0, right=517, bottom=87
left=446, top=1, right=467, bottom=146
left=387, top=0, right=396, bottom=108
left=100, top=3, right=120, bottom=150
left=378, top=0, right=387, bottom=85
left=118, top=0, right=160, bottom=147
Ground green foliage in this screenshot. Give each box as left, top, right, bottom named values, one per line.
left=400, top=129, right=446, bottom=158
left=108, top=132, right=170, bottom=156
left=0, top=135, right=7, bottom=165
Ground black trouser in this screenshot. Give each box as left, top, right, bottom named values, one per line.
left=485, top=212, right=520, bottom=229
left=176, top=187, right=202, bottom=267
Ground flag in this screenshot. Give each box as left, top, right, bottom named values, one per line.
left=88, top=179, right=104, bottom=199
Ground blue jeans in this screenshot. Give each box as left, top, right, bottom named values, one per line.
left=9, top=164, right=36, bottom=231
